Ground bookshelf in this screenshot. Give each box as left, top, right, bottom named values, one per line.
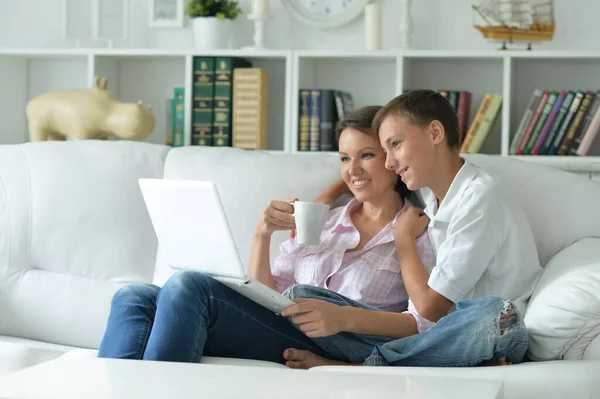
left=2, top=48, right=600, bottom=174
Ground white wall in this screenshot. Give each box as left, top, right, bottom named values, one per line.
left=0, top=0, right=595, bottom=51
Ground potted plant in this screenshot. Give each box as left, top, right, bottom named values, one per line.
left=185, top=0, right=243, bottom=50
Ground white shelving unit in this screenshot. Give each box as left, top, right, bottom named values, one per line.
left=2, top=48, right=600, bottom=173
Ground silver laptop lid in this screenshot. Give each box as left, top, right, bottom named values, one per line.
left=138, top=178, right=246, bottom=279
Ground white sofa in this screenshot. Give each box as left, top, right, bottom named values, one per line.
left=1, top=140, right=599, bottom=398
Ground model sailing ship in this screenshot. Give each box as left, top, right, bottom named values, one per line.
left=472, top=0, right=555, bottom=50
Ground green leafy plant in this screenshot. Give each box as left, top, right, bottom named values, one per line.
left=185, top=0, right=243, bottom=20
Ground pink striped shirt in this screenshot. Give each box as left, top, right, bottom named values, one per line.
left=271, top=198, right=436, bottom=315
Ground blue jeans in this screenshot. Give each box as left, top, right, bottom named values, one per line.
left=97, top=271, right=328, bottom=363
left=98, top=270, right=528, bottom=367
left=285, top=285, right=529, bottom=367
left=363, top=296, right=529, bottom=366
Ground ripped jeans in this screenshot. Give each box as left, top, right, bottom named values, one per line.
left=286, top=285, right=528, bottom=367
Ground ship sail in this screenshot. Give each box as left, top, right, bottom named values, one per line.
left=475, top=0, right=553, bottom=27
left=472, top=0, right=555, bottom=46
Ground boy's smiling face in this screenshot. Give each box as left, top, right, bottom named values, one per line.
left=379, top=113, right=445, bottom=191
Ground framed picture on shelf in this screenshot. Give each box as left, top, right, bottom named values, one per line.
left=92, top=0, right=129, bottom=44
left=149, top=0, right=185, bottom=28
left=62, top=0, right=93, bottom=45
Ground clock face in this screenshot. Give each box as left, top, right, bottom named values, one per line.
left=284, top=0, right=371, bottom=28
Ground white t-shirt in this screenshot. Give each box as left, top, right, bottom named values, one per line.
left=420, top=160, right=542, bottom=325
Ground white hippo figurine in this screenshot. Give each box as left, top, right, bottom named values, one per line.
left=26, top=75, right=156, bottom=141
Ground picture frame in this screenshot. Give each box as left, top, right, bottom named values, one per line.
left=92, top=0, right=129, bottom=43
left=62, top=0, right=93, bottom=45
left=149, top=0, right=185, bottom=28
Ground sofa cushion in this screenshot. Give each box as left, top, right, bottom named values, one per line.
left=464, top=154, right=600, bottom=267
left=155, top=147, right=341, bottom=284
left=61, top=348, right=286, bottom=368
left=524, top=238, right=600, bottom=361
left=0, top=141, right=169, bottom=349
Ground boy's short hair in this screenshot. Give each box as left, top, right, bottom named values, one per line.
left=372, top=89, right=460, bottom=149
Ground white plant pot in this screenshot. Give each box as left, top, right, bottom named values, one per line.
left=192, top=17, right=232, bottom=50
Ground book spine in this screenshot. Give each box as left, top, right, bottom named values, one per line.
left=548, top=91, right=584, bottom=155
left=457, top=91, right=471, bottom=146
left=213, top=57, right=252, bottom=147
left=448, top=91, right=459, bottom=112
left=570, top=90, right=600, bottom=155
left=523, top=90, right=557, bottom=155
left=166, top=97, right=173, bottom=146
left=558, top=90, right=595, bottom=155
left=460, top=94, right=492, bottom=153
left=192, top=57, right=215, bottom=146
left=576, top=104, right=600, bottom=156
left=298, top=90, right=310, bottom=151
left=319, top=90, right=337, bottom=152
left=531, top=90, right=566, bottom=155
left=232, top=68, right=268, bottom=150
left=510, top=89, right=542, bottom=155
left=540, top=91, right=574, bottom=155
left=516, top=90, right=550, bottom=155
left=467, top=94, right=502, bottom=153
left=309, top=90, right=321, bottom=151
left=172, top=87, right=185, bottom=147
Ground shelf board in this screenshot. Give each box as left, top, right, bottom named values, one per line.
left=295, top=50, right=398, bottom=59
left=509, top=155, right=600, bottom=163
left=4, top=48, right=600, bottom=61
left=0, top=48, right=292, bottom=59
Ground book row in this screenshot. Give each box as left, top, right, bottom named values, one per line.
left=168, top=56, right=268, bottom=149
left=297, top=89, right=503, bottom=155
left=511, top=89, right=600, bottom=156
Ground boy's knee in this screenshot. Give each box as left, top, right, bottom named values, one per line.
left=499, top=300, right=522, bottom=336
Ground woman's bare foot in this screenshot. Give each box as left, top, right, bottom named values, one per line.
left=480, top=357, right=512, bottom=366
left=283, top=348, right=353, bottom=369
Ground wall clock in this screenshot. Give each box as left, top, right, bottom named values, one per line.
left=283, top=0, right=372, bottom=28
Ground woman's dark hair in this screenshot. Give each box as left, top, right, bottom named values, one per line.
left=335, top=106, right=412, bottom=201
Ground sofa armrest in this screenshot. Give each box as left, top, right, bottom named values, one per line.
left=524, top=238, right=600, bottom=361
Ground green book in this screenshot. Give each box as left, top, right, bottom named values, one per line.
left=192, top=57, right=215, bottom=146
left=172, top=88, right=185, bottom=147
left=212, top=57, right=252, bottom=147
left=468, top=94, right=502, bottom=153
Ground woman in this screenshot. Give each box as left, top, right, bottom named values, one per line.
left=97, top=106, right=435, bottom=365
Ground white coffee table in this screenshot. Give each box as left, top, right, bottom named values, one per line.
left=0, top=357, right=504, bottom=399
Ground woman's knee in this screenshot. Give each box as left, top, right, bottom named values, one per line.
left=112, top=283, right=159, bottom=307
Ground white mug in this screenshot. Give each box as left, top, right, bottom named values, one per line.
left=291, top=201, right=329, bottom=245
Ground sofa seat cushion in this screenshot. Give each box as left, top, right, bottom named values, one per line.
left=62, top=348, right=287, bottom=369
left=0, top=335, right=77, bottom=378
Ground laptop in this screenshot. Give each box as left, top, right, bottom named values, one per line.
left=138, top=178, right=295, bottom=315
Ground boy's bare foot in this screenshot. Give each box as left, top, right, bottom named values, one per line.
left=283, top=348, right=354, bottom=369
left=480, top=356, right=512, bottom=366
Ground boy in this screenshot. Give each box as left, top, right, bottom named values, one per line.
left=284, top=90, right=543, bottom=367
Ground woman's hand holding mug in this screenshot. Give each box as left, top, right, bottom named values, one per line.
left=257, top=198, right=297, bottom=238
